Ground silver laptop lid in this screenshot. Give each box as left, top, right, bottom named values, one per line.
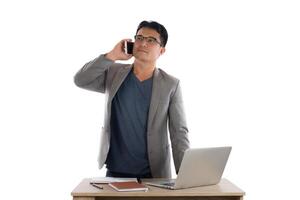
left=174, top=146, right=232, bottom=189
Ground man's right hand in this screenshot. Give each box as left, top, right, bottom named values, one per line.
left=105, top=39, right=133, bottom=61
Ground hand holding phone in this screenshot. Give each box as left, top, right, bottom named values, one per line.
left=106, top=39, right=133, bottom=61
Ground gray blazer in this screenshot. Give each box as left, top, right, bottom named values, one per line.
left=74, top=55, right=190, bottom=178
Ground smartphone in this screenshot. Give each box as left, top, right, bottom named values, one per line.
left=124, top=41, right=134, bottom=54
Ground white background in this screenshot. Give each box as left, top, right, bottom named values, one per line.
left=0, top=0, right=299, bottom=200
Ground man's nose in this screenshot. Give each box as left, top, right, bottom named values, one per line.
left=141, top=39, right=148, bottom=47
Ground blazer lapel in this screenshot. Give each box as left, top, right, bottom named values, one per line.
left=147, top=68, right=162, bottom=130
left=109, top=65, right=132, bottom=102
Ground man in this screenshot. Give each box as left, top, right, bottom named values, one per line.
left=74, top=21, right=189, bottom=178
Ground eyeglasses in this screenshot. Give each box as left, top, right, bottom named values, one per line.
left=134, top=35, right=162, bottom=46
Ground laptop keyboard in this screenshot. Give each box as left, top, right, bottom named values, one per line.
left=162, top=182, right=175, bottom=186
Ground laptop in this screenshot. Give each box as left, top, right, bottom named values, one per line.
left=146, top=146, right=232, bottom=189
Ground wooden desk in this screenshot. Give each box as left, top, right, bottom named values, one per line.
left=71, top=178, right=245, bottom=200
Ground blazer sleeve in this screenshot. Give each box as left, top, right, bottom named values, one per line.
left=168, top=81, right=190, bottom=173
left=74, top=54, right=114, bottom=93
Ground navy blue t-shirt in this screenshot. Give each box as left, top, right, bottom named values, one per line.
left=105, top=69, right=153, bottom=176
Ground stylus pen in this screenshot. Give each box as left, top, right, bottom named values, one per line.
left=90, top=183, right=103, bottom=190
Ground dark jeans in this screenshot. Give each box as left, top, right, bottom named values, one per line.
left=106, top=170, right=152, bottom=178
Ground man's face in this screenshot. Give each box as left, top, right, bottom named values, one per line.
left=133, top=27, right=165, bottom=63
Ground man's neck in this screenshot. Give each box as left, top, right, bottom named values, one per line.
left=133, top=60, right=156, bottom=81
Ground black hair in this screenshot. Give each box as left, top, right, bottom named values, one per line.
left=136, top=20, right=168, bottom=47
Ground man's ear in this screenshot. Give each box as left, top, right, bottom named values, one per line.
left=160, top=47, right=166, bottom=56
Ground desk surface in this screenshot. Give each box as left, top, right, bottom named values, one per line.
left=72, top=178, right=245, bottom=198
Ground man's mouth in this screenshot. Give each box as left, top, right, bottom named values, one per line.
left=138, top=49, right=148, bottom=53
